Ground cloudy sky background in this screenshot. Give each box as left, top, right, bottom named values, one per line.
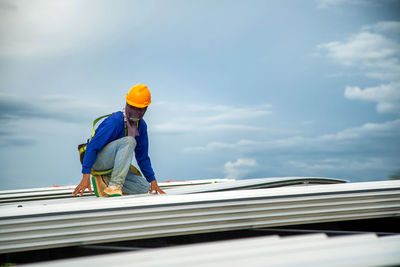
left=1, top=0, right=399, bottom=189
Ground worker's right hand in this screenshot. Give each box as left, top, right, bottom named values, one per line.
left=73, top=173, right=93, bottom=197
left=149, top=180, right=166, bottom=194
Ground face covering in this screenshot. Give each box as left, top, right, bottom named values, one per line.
left=124, top=103, right=147, bottom=137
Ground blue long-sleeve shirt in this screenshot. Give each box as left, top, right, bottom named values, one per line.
left=81, top=111, right=156, bottom=183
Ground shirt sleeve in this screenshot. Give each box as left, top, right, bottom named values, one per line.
left=135, top=121, right=156, bottom=183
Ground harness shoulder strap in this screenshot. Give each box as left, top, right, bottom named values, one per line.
left=89, top=113, right=112, bottom=142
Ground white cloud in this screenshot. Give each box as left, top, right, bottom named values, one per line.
left=345, top=83, right=400, bottom=114
left=316, top=0, right=385, bottom=9
left=151, top=103, right=272, bottom=134
left=319, top=21, right=400, bottom=114
left=362, top=21, right=400, bottom=38
left=318, top=32, right=399, bottom=69
left=288, top=158, right=385, bottom=171
left=184, top=139, right=257, bottom=152
left=223, top=158, right=258, bottom=179
left=185, top=119, right=400, bottom=152
left=316, top=0, right=347, bottom=8
left=0, top=0, right=86, bottom=56
left=195, top=119, right=400, bottom=179
left=204, top=107, right=271, bottom=123
left=0, top=0, right=152, bottom=57
left=154, top=123, right=265, bottom=134
left=185, top=136, right=310, bottom=153
left=320, top=119, right=400, bottom=141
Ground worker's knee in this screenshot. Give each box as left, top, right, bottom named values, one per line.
left=138, top=181, right=150, bottom=194
left=121, top=136, right=136, bottom=148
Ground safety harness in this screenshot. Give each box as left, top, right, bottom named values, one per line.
left=78, top=114, right=142, bottom=177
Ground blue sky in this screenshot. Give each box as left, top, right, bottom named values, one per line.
left=1, top=0, right=399, bottom=189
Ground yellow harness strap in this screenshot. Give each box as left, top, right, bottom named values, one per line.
left=91, top=164, right=142, bottom=177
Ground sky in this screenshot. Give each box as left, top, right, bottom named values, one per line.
left=0, top=0, right=399, bottom=190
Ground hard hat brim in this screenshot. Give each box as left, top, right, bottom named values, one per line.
left=126, top=98, right=151, bottom=108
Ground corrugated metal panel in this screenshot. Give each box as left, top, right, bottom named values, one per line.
left=164, top=177, right=347, bottom=194
left=25, top=233, right=400, bottom=267
left=0, top=177, right=345, bottom=204
left=0, top=179, right=234, bottom=204
left=0, top=180, right=399, bottom=254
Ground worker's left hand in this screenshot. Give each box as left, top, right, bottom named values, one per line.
left=149, top=180, right=166, bottom=194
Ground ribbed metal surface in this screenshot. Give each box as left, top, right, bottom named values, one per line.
left=0, top=179, right=233, bottom=204
left=0, top=180, right=399, bottom=254
left=25, top=233, right=400, bottom=267
left=164, top=177, right=347, bottom=194
left=0, top=177, right=344, bottom=204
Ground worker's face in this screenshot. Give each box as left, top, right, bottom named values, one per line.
left=126, top=104, right=147, bottom=122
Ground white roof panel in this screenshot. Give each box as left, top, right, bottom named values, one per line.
left=25, top=233, right=400, bottom=267
left=0, top=180, right=399, bottom=254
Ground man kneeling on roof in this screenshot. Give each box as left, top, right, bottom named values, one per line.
left=73, top=84, right=165, bottom=197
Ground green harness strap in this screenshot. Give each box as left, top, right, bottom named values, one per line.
left=78, top=114, right=112, bottom=155
left=79, top=113, right=142, bottom=177
left=90, top=114, right=113, bottom=141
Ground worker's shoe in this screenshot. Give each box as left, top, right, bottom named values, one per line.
left=104, top=185, right=123, bottom=197
left=91, top=175, right=108, bottom=198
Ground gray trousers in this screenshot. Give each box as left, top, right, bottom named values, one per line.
left=92, top=136, right=150, bottom=194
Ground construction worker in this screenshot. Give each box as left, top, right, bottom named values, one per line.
left=73, top=84, right=165, bottom=197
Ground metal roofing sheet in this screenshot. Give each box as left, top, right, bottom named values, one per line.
left=0, top=179, right=233, bottom=195
left=163, top=177, right=347, bottom=195
left=24, top=233, right=400, bottom=267
left=0, top=179, right=234, bottom=204
left=0, top=177, right=345, bottom=205
left=0, top=180, right=399, bottom=254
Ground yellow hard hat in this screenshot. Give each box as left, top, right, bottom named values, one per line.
left=126, top=84, right=151, bottom=108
